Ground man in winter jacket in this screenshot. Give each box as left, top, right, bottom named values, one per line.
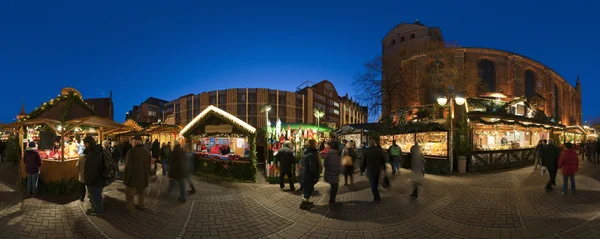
left=389, top=140, right=402, bottom=175
left=151, top=139, right=161, bottom=170
left=362, top=139, right=386, bottom=202
left=277, top=141, right=296, bottom=191
left=167, top=141, right=188, bottom=202
left=83, top=136, right=106, bottom=216
left=160, top=142, right=172, bottom=175
left=124, top=135, right=151, bottom=212
left=542, top=139, right=561, bottom=191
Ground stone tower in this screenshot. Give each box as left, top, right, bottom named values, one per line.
left=16, top=103, right=27, bottom=120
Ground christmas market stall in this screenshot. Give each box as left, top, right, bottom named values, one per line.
left=559, top=125, right=585, bottom=145
left=334, top=123, right=378, bottom=145
left=264, top=120, right=334, bottom=183
left=180, top=105, right=257, bottom=182
left=145, top=123, right=182, bottom=146
left=9, top=88, right=132, bottom=183
left=467, top=97, right=565, bottom=172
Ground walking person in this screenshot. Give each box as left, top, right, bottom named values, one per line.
left=324, top=141, right=342, bottom=205
left=184, top=143, right=197, bottom=195
left=542, top=139, right=561, bottom=191
left=167, top=141, right=188, bottom=203
left=389, top=140, right=402, bottom=175
left=24, top=142, right=42, bottom=196
left=83, top=136, right=107, bottom=216
left=595, top=139, right=600, bottom=163
left=300, top=139, right=320, bottom=205
left=124, top=135, right=151, bottom=213
left=559, top=142, right=579, bottom=195
left=588, top=140, right=596, bottom=162
left=410, top=141, right=425, bottom=198
left=534, top=140, right=544, bottom=170
left=151, top=139, right=161, bottom=172
left=362, top=139, right=386, bottom=202
left=111, top=141, right=121, bottom=178
left=76, top=154, right=87, bottom=202
left=358, top=142, right=367, bottom=176
left=341, top=142, right=356, bottom=189
left=0, top=140, right=6, bottom=163
left=278, top=141, right=296, bottom=191
left=161, top=142, right=172, bottom=176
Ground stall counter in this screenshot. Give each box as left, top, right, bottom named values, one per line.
left=40, top=158, right=79, bottom=183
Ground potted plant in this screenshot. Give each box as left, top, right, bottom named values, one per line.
left=454, top=115, right=470, bottom=174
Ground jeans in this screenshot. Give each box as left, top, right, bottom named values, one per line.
left=368, top=173, right=381, bottom=201
left=391, top=156, right=401, bottom=174
left=27, top=172, right=40, bottom=194
left=168, top=178, right=187, bottom=201
left=187, top=176, right=196, bottom=191
left=125, top=187, right=146, bottom=212
left=79, top=182, right=87, bottom=200
left=161, top=158, right=169, bottom=175
left=279, top=171, right=294, bottom=190
left=546, top=169, right=557, bottom=189
left=302, top=179, right=315, bottom=200
left=563, top=175, right=576, bottom=194
left=87, top=186, right=105, bottom=213
left=329, top=183, right=339, bottom=203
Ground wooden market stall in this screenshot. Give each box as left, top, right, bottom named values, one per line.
left=145, top=123, right=182, bottom=145
left=180, top=105, right=257, bottom=182
left=9, top=88, right=132, bottom=183
left=334, top=123, right=378, bottom=145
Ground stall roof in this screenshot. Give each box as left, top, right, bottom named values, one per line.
left=180, top=105, right=256, bottom=136
left=263, top=122, right=334, bottom=132
left=335, top=123, right=380, bottom=135
left=468, top=112, right=565, bottom=129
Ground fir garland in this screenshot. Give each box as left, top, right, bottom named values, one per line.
left=472, top=117, right=563, bottom=130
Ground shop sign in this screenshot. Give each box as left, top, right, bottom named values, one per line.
left=205, top=124, right=233, bottom=133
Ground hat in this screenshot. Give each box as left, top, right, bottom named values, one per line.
left=83, top=136, right=96, bottom=145
left=133, top=135, right=143, bottom=141
left=28, top=141, right=36, bottom=148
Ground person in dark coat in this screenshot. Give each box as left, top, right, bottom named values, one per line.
left=542, top=139, right=561, bottom=191
left=534, top=140, right=544, bottom=170
left=595, top=139, right=600, bottom=163
left=110, top=141, right=121, bottom=177
left=24, top=141, right=42, bottom=196
left=278, top=141, right=296, bottom=191
left=559, top=142, right=579, bottom=195
left=122, top=140, right=132, bottom=163
left=161, top=142, right=172, bottom=176
left=300, top=139, right=320, bottom=204
left=0, top=140, right=6, bottom=163
left=168, top=141, right=188, bottom=203
left=83, top=136, right=106, bottom=215
left=151, top=139, right=161, bottom=170
left=324, top=141, right=341, bottom=204
left=358, top=142, right=367, bottom=175
left=362, top=139, right=386, bottom=202
left=124, top=135, right=151, bottom=212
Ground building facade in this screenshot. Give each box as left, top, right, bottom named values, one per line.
left=126, top=97, right=169, bottom=123
left=381, top=21, right=583, bottom=126
left=131, top=80, right=368, bottom=129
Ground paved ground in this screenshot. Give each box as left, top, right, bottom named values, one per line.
left=2, top=159, right=600, bottom=239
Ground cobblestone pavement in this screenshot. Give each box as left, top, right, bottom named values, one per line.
left=3, top=160, right=600, bottom=239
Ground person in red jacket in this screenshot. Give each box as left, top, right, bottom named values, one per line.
left=24, top=141, right=42, bottom=196
left=558, top=142, right=579, bottom=195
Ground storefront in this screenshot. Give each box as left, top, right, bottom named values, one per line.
left=468, top=112, right=564, bottom=172
left=9, top=88, right=131, bottom=183
left=180, top=105, right=257, bottom=182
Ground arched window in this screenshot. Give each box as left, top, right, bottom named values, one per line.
left=524, top=70, right=536, bottom=98
left=478, top=59, right=496, bottom=92
left=554, top=83, right=560, bottom=120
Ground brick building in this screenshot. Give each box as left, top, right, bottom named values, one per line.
left=381, top=21, right=582, bottom=126
left=131, top=80, right=368, bottom=129
left=84, top=91, right=114, bottom=120
left=126, top=97, right=169, bottom=123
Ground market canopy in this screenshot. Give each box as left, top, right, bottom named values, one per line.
left=468, top=111, right=565, bottom=130
left=335, top=123, right=380, bottom=135
left=180, top=105, right=256, bottom=137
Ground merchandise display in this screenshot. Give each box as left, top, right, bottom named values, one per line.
left=472, top=124, right=549, bottom=151
left=416, top=132, right=448, bottom=156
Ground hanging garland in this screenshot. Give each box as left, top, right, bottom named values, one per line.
left=472, top=117, right=563, bottom=130
left=20, top=91, right=95, bottom=122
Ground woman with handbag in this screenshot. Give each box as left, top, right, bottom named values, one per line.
left=341, top=142, right=356, bottom=189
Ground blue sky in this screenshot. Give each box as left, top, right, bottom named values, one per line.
left=0, top=0, right=598, bottom=123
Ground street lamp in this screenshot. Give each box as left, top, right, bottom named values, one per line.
left=436, top=85, right=465, bottom=172
left=261, top=104, right=272, bottom=176
left=313, top=108, right=324, bottom=141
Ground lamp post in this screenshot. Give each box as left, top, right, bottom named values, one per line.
left=261, top=104, right=272, bottom=176
left=436, top=85, right=465, bottom=172
left=313, top=108, right=324, bottom=141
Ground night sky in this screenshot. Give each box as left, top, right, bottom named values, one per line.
left=1, top=0, right=598, bottom=124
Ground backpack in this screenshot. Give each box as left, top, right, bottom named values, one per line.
left=101, top=149, right=117, bottom=183
left=390, top=145, right=401, bottom=156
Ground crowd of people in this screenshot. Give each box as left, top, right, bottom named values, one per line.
left=536, top=139, right=580, bottom=195
left=276, top=138, right=426, bottom=207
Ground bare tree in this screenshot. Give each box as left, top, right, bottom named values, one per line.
left=353, top=56, right=405, bottom=121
